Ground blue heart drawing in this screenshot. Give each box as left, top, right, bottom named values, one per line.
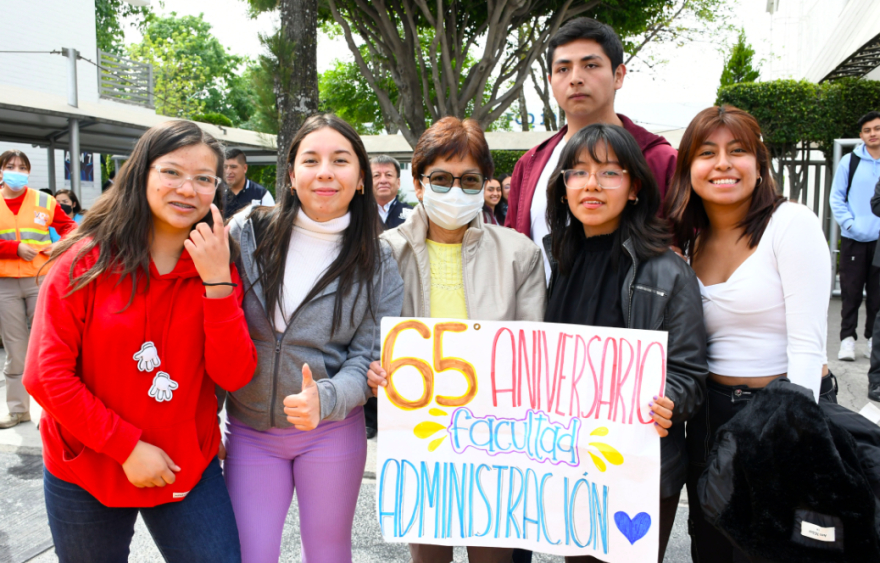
left=614, top=511, right=651, bottom=545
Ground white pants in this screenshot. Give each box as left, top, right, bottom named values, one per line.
left=0, top=276, right=41, bottom=414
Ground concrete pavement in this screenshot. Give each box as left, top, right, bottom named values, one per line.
left=1, top=297, right=878, bottom=562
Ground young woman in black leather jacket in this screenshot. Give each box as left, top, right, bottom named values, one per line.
left=543, top=123, right=708, bottom=563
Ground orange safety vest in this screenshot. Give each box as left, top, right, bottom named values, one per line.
left=0, top=188, right=56, bottom=278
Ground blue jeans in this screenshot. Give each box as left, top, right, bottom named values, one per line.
left=44, top=457, right=241, bottom=563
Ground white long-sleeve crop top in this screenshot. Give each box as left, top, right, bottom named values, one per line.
left=698, top=202, right=831, bottom=401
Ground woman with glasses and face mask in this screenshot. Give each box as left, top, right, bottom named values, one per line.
left=0, top=150, right=78, bottom=429
left=544, top=124, right=707, bottom=563
left=22, top=121, right=258, bottom=562
left=366, top=117, right=546, bottom=563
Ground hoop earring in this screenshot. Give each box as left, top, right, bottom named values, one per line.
left=756, top=176, right=763, bottom=186
left=357, top=184, right=364, bottom=194
left=630, top=196, right=639, bottom=205
left=561, top=196, right=568, bottom=203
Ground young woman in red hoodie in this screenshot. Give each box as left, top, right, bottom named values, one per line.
left=23, top=120, right=258, bottom=563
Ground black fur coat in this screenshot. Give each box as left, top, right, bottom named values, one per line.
left=697, top=378, right=880, bottom=562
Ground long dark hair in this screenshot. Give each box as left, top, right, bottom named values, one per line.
left=249, top=114, right=381, bottom=335
left=47, top=120, right=227, bottom=305
left=546, top=124, right=670, bottom=275
left=665, top=105, right=783, bottom=259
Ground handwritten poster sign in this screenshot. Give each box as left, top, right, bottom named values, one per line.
left=376, top=318, right=667, bottom=560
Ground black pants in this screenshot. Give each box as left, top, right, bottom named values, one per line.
left=364, top=396, right=377, bottom=430
left=839, top=237, right=880, bottom=341
left=868, top=310, right=880, bottom=386
left=686, top=375, right=838, bottom=562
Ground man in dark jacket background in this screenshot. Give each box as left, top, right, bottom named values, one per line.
left=365, top=155, right=413, bottom=440
left=223, top=148, right=275, bottom=219
left=372, top=155, right=413, bottom=230
left=505, top=17, right=677, bottom=280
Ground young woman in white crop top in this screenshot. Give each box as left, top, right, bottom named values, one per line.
left=665, top=105, right=834, bottom=562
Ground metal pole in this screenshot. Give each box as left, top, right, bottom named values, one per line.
left=63, top=47, right=78, bottom=108
left=47, top=142, right=56, bottom=193
left=70, top=119, right=81, bottom=199
left=830, top=141, right=842, bottom=295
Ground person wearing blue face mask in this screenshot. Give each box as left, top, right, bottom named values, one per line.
left=0, top=150, right=77, bottom=428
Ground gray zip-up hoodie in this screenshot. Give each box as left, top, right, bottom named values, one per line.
left=226, top=209, right=404, bottom=430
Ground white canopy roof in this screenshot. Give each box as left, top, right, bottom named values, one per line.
left=805, top=0, right=880, bottom=83
left=0, top=83, right=276, bottom=156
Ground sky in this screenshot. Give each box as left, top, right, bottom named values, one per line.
left=123, top=0, right=776, bottom=131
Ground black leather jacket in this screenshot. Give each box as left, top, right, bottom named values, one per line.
left=545, top=236, right=708, bottom=498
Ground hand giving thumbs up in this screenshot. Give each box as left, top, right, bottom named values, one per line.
left=283, top=363, right=321, bottom=430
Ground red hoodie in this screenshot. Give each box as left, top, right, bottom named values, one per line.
left=24, top=241, right=257, bottom=507
left=504, top=114, right=678, bottom=236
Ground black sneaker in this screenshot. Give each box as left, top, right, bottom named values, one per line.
left=366, top=427, right=378, bottom=440
left=869, top=385, right=880, bottom=402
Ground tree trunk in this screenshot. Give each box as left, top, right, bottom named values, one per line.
left=275, top=0, right=319, bottom=192
left=518, top=87, right=530, bottom=132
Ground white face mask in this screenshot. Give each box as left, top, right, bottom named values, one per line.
left=421, top=181, right=485, bottom=230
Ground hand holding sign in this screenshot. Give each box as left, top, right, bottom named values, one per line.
left=366, top=360, right=387, bottom=397
left=284, top=363, right=321, bottom=430
left=649, top=396, right=674, bottom=437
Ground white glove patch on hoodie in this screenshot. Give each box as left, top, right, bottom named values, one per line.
left=133, top=342, right=161, bottom=372
left=149, top=372, right=179, bottom=403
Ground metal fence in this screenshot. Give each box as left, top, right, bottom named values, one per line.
left=96, top=50, right=153, bottom=109
left=777, top=153, right=834, bottom=239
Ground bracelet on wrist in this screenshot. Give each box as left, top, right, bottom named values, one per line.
left=202, top=282, right=238, bottom=287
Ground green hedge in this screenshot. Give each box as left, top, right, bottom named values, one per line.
left=491, top=150, right=526, bottom=176
left=716, top=78, right=880, bottom=156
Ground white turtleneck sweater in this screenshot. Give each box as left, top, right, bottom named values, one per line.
left=274, top=209, right=350, bottom=330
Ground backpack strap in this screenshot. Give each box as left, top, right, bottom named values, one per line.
left=846, top=154, right=862, bottom=203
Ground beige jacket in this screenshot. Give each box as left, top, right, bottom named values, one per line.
left=380, top=204, right=546, bottom=321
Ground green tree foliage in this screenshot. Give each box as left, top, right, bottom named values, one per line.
left=317, top=28, right=514, bottom=134
left=127, top=13, right=253, bottom=124
left=192, top=112, right=234, bottom=127
left=319, top=47, right=397, bottom=135
left=720, top=28, right=760, bottom=87
left=245, top=164, right=278, bottom=197
left=324, top=0, right=730, bottom=145
left=95, top=0, right=151, bottom=55
left=239, top=60, right=280, bottom=134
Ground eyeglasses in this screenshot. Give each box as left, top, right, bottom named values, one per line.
left=421, top=171, right=485, bottom=194
left=562, top=168, right=629, bottom=190
left=151, top=165, right=221, bottom=195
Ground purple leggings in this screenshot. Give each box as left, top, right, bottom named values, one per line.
left=224, top=408, right=367, bottom=563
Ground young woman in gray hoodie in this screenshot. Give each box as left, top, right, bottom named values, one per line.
left=224, top=114, right=403, bottom=563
